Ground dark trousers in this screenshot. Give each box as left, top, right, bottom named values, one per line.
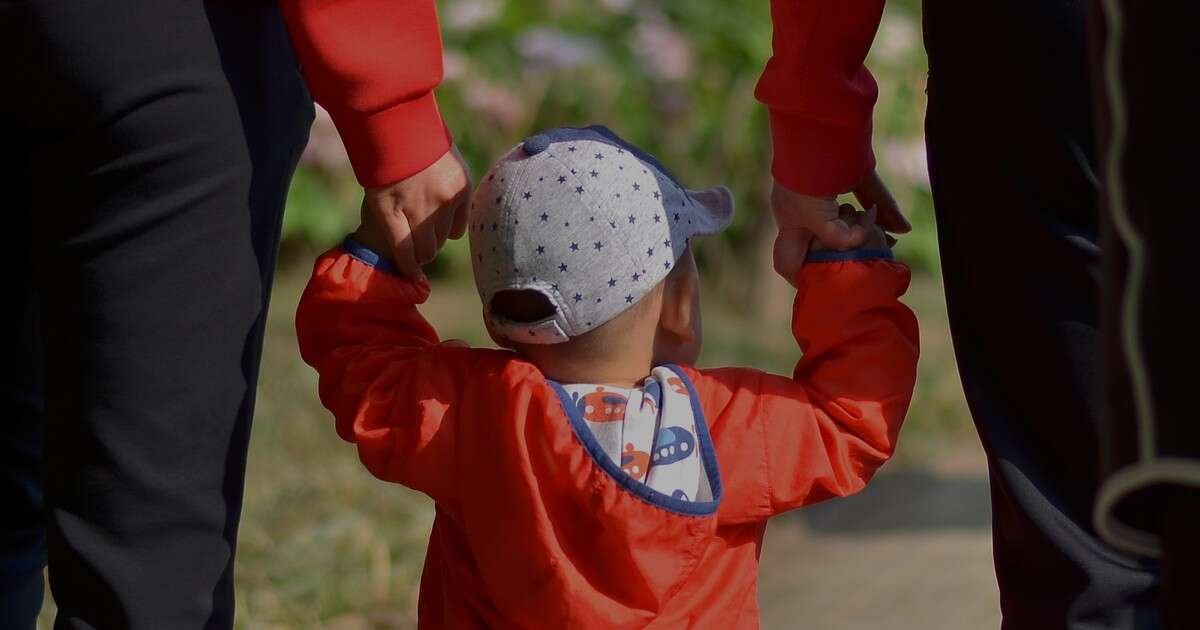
left=0, top=1, right=312, bottom=628
left=922, top=0, right=1162, bottom=627
left=1091, top=2, right=1200, bottom=629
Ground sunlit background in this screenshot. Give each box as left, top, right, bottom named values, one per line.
left=38, top=1, right=1000, bottom=628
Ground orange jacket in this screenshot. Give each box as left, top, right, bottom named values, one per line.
left=296, top=245, right=919, bottom=628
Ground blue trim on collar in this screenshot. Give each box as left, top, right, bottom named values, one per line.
left=664, top=364, right=724, bottom=506
left=547, top=366, right=722, bottom=517
left=804, top=248, right=894, bottom=264
left=341, top=236, right=401, bottom=276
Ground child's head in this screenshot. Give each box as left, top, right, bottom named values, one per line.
left=467, top=126, right=733, bottom=381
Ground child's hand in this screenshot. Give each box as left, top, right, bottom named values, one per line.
left=771, top=172, right=908, bottom=283
left=776, top=205, right=892, bottom=285
left=809, top=205, right=892, bottom=253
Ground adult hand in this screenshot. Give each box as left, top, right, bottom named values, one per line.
left=355, top=146, right=472, bottom=280
left=770, top=169, right=910, bottom=282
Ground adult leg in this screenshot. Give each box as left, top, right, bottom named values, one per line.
left=2, top=0, right=299, bottom=626
left=922, top=0, right=1159, bottom=627
left=201, top=2, right=314, bottom=613
left=1090, top=1, right=1200, bottom=627
left=0, top=129, right=47, bottom=630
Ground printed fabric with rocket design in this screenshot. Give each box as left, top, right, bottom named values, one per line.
left=562, top=366, right=711, bottom=503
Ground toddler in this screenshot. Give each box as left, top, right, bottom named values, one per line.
left=296, top=125, right=919, bottom=628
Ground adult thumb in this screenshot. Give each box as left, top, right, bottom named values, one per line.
left=773, top=230, right=813, bottom=287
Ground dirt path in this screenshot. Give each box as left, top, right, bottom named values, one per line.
left=757, top=442, right=1001, bottom=629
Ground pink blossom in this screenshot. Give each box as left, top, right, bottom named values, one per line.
left=443, top=0, right=500, bottom=32
left=464, top=81, right=526, bottom=132
left=518, top=27, right=602, bottom=71
left=632, top=19, right=693, bottom=81
left=300, top=105, right=350, bottom=173
left=881, top=138, right=930, bottom=189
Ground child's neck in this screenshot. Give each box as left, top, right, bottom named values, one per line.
left=527, top=347, right=654, bottom=389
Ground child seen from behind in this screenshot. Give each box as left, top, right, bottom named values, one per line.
left=296, top=125, right=919, bottom=628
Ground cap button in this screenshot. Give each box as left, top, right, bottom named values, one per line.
left=522, top=134, right=550, bottom=155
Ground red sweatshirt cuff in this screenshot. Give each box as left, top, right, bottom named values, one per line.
left=330, top=91, right=453, bottom=188
left=768, top=110, right=875, bottom=197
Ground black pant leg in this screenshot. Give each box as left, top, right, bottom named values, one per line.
left=0, top=128, right=47, bottom=630
left=1089, top=1, right=1200, bottom=627
left=201, top=2, right=314, bottom=615
left=922, top=0, right=1160, bottom=627
left=0, top=1, right=307, bottom=627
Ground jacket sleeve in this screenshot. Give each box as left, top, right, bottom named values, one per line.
left=294, top=241, right=466, bottom=500
left=692, top=253, right=919, bottom=524
left=755, top=0, right=886, bottom=196
left=279, top=0, right=452, bottom=187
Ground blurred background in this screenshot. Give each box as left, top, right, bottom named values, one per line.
left=38, top=0, right=1000, bottom=627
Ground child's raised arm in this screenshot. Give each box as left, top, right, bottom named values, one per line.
left=295, top=238, right=477, bottom=501
left=685, top=252, right=919, bottom=524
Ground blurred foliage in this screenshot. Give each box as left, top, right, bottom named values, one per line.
left=283, top=0, right=939, bottom=286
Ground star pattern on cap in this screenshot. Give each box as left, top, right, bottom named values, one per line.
left=474, top=133, right=727, bottom=342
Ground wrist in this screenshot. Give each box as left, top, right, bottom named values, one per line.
left=768, top=110, right=874, bottom=197
left=330, top=92, right=453, bottom=188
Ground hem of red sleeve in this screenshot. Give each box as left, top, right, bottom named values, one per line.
left=328, top=91, right=453, bottom=188
left=768, top=110, right=875, bottom=197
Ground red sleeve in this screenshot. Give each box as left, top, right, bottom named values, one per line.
left=690, top=256, right=919, bottom=524
left=280, top=0, right=452, bottom=187
left=294, top=245, right=468, bottom=500
left=755, top=1, right=886, bottom=196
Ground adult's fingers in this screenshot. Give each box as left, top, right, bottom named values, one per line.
left=409, top=210, right=440, bottom=268
left=449, top=188, right=471, bottom=240
left=433, top=196, right=456, bottom=248
left=853, top=171, right=911, bottom=234
left=771, top=185, right=864, bottom=250
left=446, top=146, right=473, bottom=240
left=381, top=210, right=422, bottom=280
left=773, top=228, right=813, bottom=287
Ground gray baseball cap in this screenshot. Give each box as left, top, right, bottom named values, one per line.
left=469, top=125, right=734, bottom=344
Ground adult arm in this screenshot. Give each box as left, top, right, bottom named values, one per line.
left=755, top=0, right=886, bottom=197
left=280, top=0, right=451, bottom=186
left=757, top=1, right=911, bottom=271
left=280, top=1, right=471, bottom=278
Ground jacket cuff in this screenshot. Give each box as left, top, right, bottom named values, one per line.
left=768, top=109, right=875, bottom=197
left=328, top=237, right=432, bottom=302
left=804, top=249, right=894, bottom=264
left=329, top=91, right=453, bottom=188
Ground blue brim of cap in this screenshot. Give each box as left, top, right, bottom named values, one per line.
left=685, top=185, right=735, bottom=236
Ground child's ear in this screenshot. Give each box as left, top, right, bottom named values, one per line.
left=659, top=266, right=698, bottom=344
